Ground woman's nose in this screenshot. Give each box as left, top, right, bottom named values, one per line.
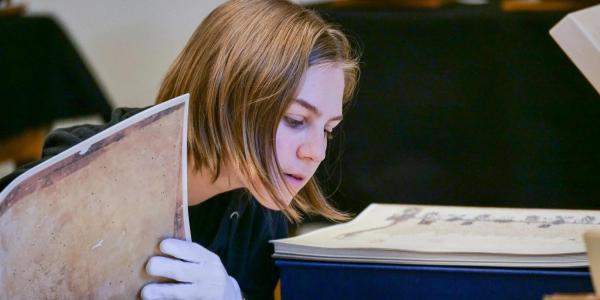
left=297, top=131, right=326, bottom=163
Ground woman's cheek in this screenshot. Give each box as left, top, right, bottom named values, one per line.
left=275, top=126, right=299, bottom=162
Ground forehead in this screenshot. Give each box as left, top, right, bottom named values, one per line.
left=293, top=64, right=344, bottom=116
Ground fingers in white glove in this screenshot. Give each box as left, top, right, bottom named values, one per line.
left=159, top=238, right=216, bottom=263
left=142, top=239, right=243, bottom=300
left=146, top=256, right=204, bottom=283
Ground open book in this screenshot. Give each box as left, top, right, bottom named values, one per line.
left=0, top=95, right=190, bottom=298
left=273, top=204, right=600, bottom=268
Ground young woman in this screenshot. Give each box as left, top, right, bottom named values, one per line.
left=0, top=0, right=359, bottom=299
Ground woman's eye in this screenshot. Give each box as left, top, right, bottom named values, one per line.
left=284, top=116, right=304, bottom=128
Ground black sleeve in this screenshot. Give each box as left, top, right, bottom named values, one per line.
left=0, top=126, right=97, bottom=190
left=0, top=107, right=145, bottom=191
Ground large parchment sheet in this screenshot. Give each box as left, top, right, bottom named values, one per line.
left=0, top=94, right=190, bottom=299
left=273, top=204, right=600, bottom=267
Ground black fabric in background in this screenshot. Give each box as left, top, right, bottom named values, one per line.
left=0, top=16, right=112, bottom=139
left=312, top=5, right=600, bottom=216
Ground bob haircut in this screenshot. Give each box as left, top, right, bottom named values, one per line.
left=156, top=0, right=360, bottom=223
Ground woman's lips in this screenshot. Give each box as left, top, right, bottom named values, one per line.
left=284, top=173, right=305, bottom=187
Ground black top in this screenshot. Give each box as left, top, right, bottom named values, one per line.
left=0, top=107, right=288, bottom=300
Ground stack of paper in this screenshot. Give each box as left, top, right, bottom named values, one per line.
left=273, top=204, right=600, bottom=267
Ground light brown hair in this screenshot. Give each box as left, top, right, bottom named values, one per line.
left=156, top=0, right=359, bottom=223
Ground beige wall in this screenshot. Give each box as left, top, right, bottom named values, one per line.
left=16, top=0, right=323, bottom=108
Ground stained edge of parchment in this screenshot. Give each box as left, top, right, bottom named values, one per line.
left=180, top=94, right=191, bottom=241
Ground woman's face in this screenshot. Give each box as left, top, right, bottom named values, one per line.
left=254, top=63, right=345, bottom=210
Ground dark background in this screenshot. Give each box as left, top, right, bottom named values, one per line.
left=313, top=3, right=600, bottom=217
left=0, top=16, right=112, bottom=139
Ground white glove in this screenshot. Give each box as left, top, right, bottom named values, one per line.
left=141, top=238, right=243, bottom=300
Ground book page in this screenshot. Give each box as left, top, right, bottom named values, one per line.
left=281, top=204, right=600, bottom=255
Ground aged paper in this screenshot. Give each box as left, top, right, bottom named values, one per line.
left=0, top=94, right=190, bottom=299
left=273, top=204, right=600, bottom=267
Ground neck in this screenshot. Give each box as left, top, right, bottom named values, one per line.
left=186, top=161, right=244, bottom=206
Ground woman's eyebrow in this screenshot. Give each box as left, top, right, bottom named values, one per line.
left=294, top=98, right=343, bottom=121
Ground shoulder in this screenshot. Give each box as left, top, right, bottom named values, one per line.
left=51, top=107, right=146, bottom=142
left=0, top=107, right=148, bottom=190
left=43, top=106, right=147, bottom=154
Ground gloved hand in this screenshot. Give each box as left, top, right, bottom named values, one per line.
left=141, top=238, right=243, bottom=300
